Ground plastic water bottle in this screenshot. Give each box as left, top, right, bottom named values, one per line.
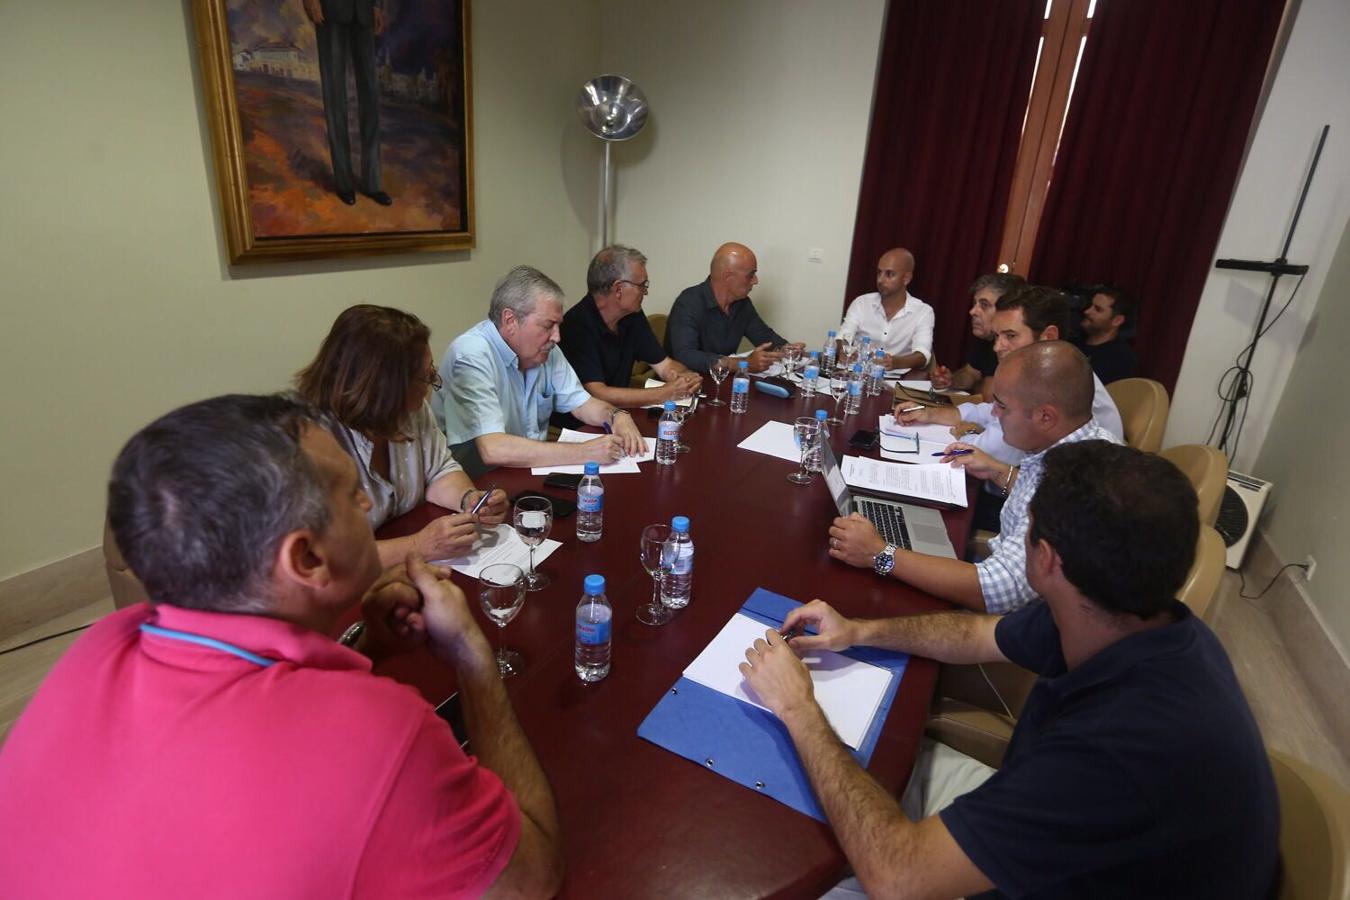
left=660, top=516, right=694, bottom=610
left=576, top=461, right=603, bottom=542
left=656, top=401, right=680, bottom=465
left=802, top=351, right=820, bottom=398
left=575, top=574, right=611, bottom=682
left=807, top=408, right=829, bottom=473
left=730, top=360, right=751, bottom=414
left=846, top=363, right=864, bottom=414
left=867, top=349, right=886, bottom=397
left=822, top=330, right=838, bottom=372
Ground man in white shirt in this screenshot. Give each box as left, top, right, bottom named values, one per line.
left=838, top=247, right=934, bottom=372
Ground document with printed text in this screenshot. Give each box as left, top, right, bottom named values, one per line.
left=840, top=455, right=968, bottom=507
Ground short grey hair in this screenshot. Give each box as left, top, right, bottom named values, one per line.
left=968, top=272, right=1026, bottom=299
left=488, top=265, right=565, bottom=325
left=587, top=245, right=648, bottom=296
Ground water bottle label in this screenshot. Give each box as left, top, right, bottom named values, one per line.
left=578, top=492, right=602, bottom=512
left=732, top=377, right=750, bottom=394
left=577, top=618, right=611, bottom=645
left=849, top=382, right=862, bottom=397
left=804, top=365, right=819, bottom=380
left=658, top=420, right=680, bottom=440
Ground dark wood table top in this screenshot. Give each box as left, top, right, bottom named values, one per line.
left=374, top=385, right=974, bottom=899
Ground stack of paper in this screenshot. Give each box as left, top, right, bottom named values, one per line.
left=681, top=613, right=893, bottom=750
left=840, top=455, right=968, bottom=507
left=432, top=523, right=561, bottom=579
left=530, top=428, right=656, bottom=475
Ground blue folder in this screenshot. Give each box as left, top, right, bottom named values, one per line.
left=637, top=588, right=909, bottom=822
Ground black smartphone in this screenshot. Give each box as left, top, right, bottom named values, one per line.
left=543, top=472, right=583, bottom=491
left=433, top=693, right=470, bottom=749
left=513, top=491, right=576, bottom=518
left=849, top=428, right=879, bottom=451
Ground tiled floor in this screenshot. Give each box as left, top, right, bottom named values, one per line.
left=3, top=576, right=1348, bottom=791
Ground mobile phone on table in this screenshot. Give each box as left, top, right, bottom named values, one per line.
left=849, top=428, right=879, bottom=451
left=543, top=472, right=583, bottom=491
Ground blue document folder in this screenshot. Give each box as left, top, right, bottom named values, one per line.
left=637, top=588, right=909, bottom=821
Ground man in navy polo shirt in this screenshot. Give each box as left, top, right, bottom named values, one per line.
left=740, top=440, right=1278, bottom=899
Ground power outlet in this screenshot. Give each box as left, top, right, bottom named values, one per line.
left=1302, top=555, right=1317, bottom=582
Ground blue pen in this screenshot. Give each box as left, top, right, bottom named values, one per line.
left=934, top=449, right=975, bottom=457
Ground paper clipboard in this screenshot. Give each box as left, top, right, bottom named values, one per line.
left=636, top=588, right=909, bottom=822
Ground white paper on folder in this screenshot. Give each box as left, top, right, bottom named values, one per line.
left=840, top=455, right=968, bottom=507
left=736, top=420, right=802, bottom=463
left=640, top=379, right=695, bottom=408
left=432, top=524, right=561, bottom=579
left=529, top=429, right=656, bottom=475
left=682, top=613, right=892, bottom=750
left=877, top=414, right=956, bottom=461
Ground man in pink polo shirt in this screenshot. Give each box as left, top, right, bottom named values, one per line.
left=0, top=394, right=563, bottom=899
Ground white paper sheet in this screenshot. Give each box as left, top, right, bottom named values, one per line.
left=682, top=613, right=892, bottom=750
left=529, top=429, right=657, bottom=475
left=736, top=420, right=804, bottom=463
left=877, top=414, right=957, bottom=460
left=840, top=455, right=968, bottom=507
left=431, top=523, right=562, bottom=579
left=640, top=378, right=695, bottom=408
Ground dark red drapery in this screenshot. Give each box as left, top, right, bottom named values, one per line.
left=845, top=0, right=1043, bottom=368
left=1029, top=0, right=1286, bottom=394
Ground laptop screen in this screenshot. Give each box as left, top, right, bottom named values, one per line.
left=820, top=442, right=852, bottom=517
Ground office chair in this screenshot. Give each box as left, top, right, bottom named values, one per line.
left=1106, top=377, right=1170, bottom=453
left=1160, top=443, right=1229, bottom=527
left=1269, top=748, right=1350, bottom=899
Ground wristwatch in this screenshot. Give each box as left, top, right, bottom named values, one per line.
left=607, top=407, right=630, bottom=426
left=873, top=543, right=898, bottom=577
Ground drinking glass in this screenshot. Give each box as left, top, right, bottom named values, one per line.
left=708, top=359, right=731, bottom=406
left=827, top=365, right=849, bottom=425
left=512, top=496, right=553, bottom=590
left=637, top=523, right=675, bottom=626
left=478, top=563, right=526, bottom=677
left=782, top=345, right=801, bottom=380
left=788, top=417, right=820, bottom=485
left=673, top=395, right=692, bottom=454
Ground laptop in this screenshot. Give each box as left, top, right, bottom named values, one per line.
left=820, top=442, right=957, bottom=558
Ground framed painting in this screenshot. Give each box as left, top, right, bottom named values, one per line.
left=193, top=0, right=473, bottom=263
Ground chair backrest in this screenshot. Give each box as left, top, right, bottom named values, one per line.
left=1269, top=748, right=1350, bottom=899
left=1177, top=525, right=1225, bottom=619
left=103, top=519, right=149, bottom=609
left=647, top=313, right=668, bottom=346
left=1106, top=377, right=1170, bottom=453
left=1160, top=443, right=1229, bottom=527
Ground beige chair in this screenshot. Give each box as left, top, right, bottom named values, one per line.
left=103, top=520, right=148, bottom=609
left=925, top=662, right=1035, bottom=769
left=1106, top=377, right=1169, bottom=453
left=630, top=312, right=669, bottom=387
left=1269, top=749, right=1350, bottom=899
left=1160, top=443, right=1228, bottom=527
left=1177, top=525, right=1226, bottom=619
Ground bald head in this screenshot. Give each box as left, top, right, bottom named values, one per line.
left=878, top=248, right=914, bottom=274
left=876, top=248, right=915, bottom=300
left=1001, top=341, right=1095, bottom=423
left=709, top=242, right=759, bottom=304
left=711, top=242, right=756, bottom=276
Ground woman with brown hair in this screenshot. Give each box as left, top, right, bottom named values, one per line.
left=297, top=304, right=508, bottom=567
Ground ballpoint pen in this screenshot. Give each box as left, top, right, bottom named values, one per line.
left=469, top=486, right=497, bottom=516
left=897, top=405, right=924, bottom=414
left=933, top=448, right=975, bottom=457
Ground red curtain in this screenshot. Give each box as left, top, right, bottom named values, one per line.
left=845, top=0, right=1043, bottom=368
left=1029, top=0, right=1286, bottom=394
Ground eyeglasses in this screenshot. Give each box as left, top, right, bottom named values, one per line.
left=419, top=369, right=444, bottom=391
left=617, top=279, right=650, bottom=294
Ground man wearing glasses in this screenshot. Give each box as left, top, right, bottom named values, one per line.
left=555, top=245, right=703, bottom=428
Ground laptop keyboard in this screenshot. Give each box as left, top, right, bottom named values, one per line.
left=857, top=499, right=912, bottom=550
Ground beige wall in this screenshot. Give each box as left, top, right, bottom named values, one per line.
left=0, top=0, right=602, bottom=579
left=595, top=0, right=888, bottom=345
left=1254, top=218, right=1350, bottom=651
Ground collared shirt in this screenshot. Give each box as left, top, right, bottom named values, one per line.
left=943, top=601, right=1278, bottom=899
left=1074, top=335, right=1138, bottom=385
left=0, top=603, right=520, bottom=899
left=838, top=291, right=934, bottom=364
left=665, top=278, right=787, bottom=373
left=331, top=400, right=464, bottom=528
left=976, top=420, right=1120, bottom=613
left=434, top=318, right=592, bottom=443
left=559, top=293, right=667, bottom=388
left=957, top=372, right=1125, bottom=466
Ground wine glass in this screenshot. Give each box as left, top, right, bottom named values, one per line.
left=827, top=364, right=848, bottom=425
left=673, top=394, right=693, bottom=454
left=512, top=496, right=553, bottom=591
left=637, top=523, right=675, bottom=625
left=478, top=563, right=526, bottom=677
left=782, top=345, right=801, bottom=381
left=708, top=359, right=731, bottom=406
left=788, top=417, right=820, bottom=485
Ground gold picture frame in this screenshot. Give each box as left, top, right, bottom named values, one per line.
left=192, top=0, right=474, bottom=263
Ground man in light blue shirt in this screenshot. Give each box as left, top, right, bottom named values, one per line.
left=434, top=266, right=646, bottom=470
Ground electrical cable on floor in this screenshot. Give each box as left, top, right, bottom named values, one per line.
left=1238, top=562, right=1310, bottom=601
left=0, top=623, right=93, bottom=657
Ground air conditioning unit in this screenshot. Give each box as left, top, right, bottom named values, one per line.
left=1216, top=471, right=1272, bottom=570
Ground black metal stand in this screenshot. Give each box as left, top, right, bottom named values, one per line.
left=1210, top=124, right=1328, bottom=457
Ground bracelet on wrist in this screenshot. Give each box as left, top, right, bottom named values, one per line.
left=459, top=488, right=475, bottom=511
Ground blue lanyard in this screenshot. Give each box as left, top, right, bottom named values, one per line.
left=139, top=623, right=277, bottom=668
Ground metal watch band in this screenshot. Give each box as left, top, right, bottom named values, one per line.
left=873, top=543, right=898, bottom=577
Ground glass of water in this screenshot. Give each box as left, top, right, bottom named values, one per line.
left=637, top=523, right=675, bottom=626
left=827, top=365, right=848, bottom=425
left=478, top=563, right=526, bottom=677
left=788, top=417, right=820, bottom=485
left=708, top=359, right=731, bottom=406
left=512, top=496, right=552, bottom=591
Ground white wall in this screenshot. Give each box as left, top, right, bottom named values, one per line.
left=594, top=0, right=888, bottom=346
left=0, top=0, right=602, bottom=579
left=1166, top=0, right=1350, bottom=472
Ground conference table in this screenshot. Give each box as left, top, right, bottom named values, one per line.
left=373, top=382, right=975, bottom=899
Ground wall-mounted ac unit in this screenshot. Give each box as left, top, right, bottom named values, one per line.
left=1216, top=471, right=1273, bottom=570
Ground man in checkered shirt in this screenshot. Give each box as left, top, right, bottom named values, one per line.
left=828, top=341, right=1120, bottom=613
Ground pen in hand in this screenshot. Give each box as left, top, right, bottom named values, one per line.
left=934, top=449, right=975, bottom=457
left=897, top=405, right=924, bottom=414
